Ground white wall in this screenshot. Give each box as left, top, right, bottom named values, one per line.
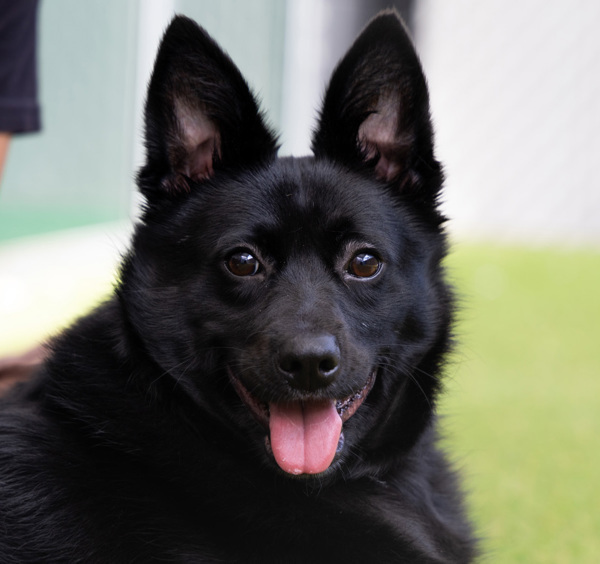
left=415, top=0, right=600, bottom=246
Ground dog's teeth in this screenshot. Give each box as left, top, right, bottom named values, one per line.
left=264, top=436, right=273, bottom=456
left=336, top=432, right=345, bottom=453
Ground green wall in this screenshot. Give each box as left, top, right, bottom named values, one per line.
left=0, top=0, right=286, bottom=241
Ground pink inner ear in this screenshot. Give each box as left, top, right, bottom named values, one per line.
left=185, top=134, right=220, bottom=181
left=175, top=100, right=221, bottom=181
left=358, top=94, right=405, bottom=182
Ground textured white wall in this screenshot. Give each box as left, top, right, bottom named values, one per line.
left=415, top=1, right=600, bottom=246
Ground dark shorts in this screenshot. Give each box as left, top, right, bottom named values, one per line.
left=0, top=0, right=41, bottom=133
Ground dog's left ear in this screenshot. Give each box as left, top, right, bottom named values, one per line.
left=312, top=10, right=442, bottom=209
left=138, top=16, right=278, bottom=200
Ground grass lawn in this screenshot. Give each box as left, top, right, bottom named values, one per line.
left=441, top=243, right=600, bottom=563
left=1, top=235, right=598, bottom=562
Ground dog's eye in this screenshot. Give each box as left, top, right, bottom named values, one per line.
left=347, top=252, right=381, bottom=278
left=226, top=251, right=260, bottom=277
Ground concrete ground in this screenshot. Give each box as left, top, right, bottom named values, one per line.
left=0, top=221, right=133, bottom=355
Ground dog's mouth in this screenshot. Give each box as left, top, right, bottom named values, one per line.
left=229, top=369, right=376, bottom=476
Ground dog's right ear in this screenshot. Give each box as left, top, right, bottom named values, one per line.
left=138, top=16, right=278, bottom=200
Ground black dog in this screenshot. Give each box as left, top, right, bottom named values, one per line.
left=0, top=11, right=476, bottom=563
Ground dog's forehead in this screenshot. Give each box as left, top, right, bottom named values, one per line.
left=203, top=157, right=400, bottom=251
left=260, top=158, right=394, bottom=227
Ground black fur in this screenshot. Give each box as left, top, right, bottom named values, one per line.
left=0, top=12, right=476, bottom=563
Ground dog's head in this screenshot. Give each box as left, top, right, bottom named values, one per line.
left=121, top=11, right=450, bottom=481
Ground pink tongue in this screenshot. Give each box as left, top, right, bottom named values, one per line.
left=269, top=400, right=342, bottom=475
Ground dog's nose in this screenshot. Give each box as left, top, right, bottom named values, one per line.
left=278, top=334, right=340, bottom=391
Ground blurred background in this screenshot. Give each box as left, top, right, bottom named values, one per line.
left=1, top=0, right=598, bottom=561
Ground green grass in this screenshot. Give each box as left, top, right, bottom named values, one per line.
left=441, top=243, right=600, bottom=563
left=1, top=238, right=598, bottom=561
